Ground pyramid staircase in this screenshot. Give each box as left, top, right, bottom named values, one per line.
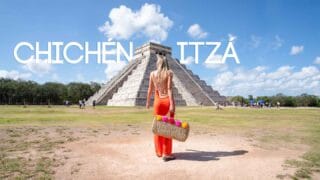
left=85, top=57, right=142, bottom=105
left=86, top=42, right=227, bottom=106
left=178, top=61, right=227, bottom=103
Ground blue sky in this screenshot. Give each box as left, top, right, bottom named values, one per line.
left=0, top=0, right=319, bottom=96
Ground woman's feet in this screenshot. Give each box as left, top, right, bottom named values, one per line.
left=155, top=153, right=176, bottom=161
left=162, top=155, right=176, bottom=162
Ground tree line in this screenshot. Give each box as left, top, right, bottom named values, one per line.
left=230, top=93, right=320, bottom=107
left=1, top=78, right=319, bottom=107
left=0, top=78, right=101, bottom=105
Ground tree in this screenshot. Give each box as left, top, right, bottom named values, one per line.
left=296, top=94, right=318, bottom=107
left=42, top=82, right=67, bottom=104
left=90, top=82, right=101, bottom=93
left=67, top=83, right=94, bottom=103
left=283, top=96, right=297, bottom=107
left=0, top=78, right=100, bottom=105
left=231, top=96, right=247, bottom=106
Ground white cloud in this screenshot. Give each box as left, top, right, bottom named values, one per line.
left=254, top=66, right=267, bottom=72
left=180, top=56, right=194, bottom=65
left=104, top=60, right=127, bottom=80
left=0, top=70, right=32, bottom=80
left=22, top=58, right=52, bottom=75
left=211, top=65, right=320, bottom=96
left=228, top=34, right=237, bottom=42
left=203, top=54, right=228, bottom=71
left=187, top=24, right=208, bottom=39
left=99, top=3, right=173, bottom=42
left=291, top=66, right=319, bottom=79
left=314, top=56, right=320, bottom=65
left=272, top=35, right=284, bottom=49
left=290, top=45, right=304, bottom=55
left=267, top=66, right=293, bottom=79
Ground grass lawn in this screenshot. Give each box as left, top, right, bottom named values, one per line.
left=0, top=105, right=319, bottom=179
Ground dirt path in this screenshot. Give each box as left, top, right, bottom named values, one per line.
left=53, top=127, right=301, bottom=180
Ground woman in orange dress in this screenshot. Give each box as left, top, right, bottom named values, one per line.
left=146, top=54, right=176, bottom=161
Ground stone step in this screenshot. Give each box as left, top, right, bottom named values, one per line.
left=167, top=57, right=215, bottom=106
left=110, top=83, right=184, bottom=101
left=108, top=53, right=187, bottom=106
left=108, top=55, right=150, bottom=105
left=177, top=59, right=227, bottom=104
left=136, top=90, right=184, bottom=99
left=87, top=42, right=227, bottom=106
left=87, top=57, right=143, bottom=105
left=135, top=97, right=187, bottom=106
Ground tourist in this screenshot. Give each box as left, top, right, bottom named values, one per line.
left=146, top=54, right=176, bottom=162
left=93, top=100, right=96, bottom=109
left=79, top=100, right=82, bottom=109
left=216, top=103, right=223, bottom=110
left=82, top=99, right=86, bottom=109
left=277, top=101, right=280, bottom=108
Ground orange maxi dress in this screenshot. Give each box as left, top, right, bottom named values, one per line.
left=153, top=89, right=174, bottom=157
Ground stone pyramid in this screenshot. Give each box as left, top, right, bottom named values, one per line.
left=86, top=42, right=227, bottom=106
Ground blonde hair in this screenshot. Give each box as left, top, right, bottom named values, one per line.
left=156, top=54, right=169, bottom=83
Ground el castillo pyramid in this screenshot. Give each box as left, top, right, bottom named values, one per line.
left=86, top=42, right=227, bottom=106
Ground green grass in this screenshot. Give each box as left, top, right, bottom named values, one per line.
left=0, top=105, right=318, bottom=127
left=0, top=105, right=319, bottom=178
left=0, top=156, right=54, bottom=179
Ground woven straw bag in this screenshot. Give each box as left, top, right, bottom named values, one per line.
left=152, top=117, right=190, bottom=142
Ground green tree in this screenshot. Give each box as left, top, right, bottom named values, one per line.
left=231, top=96, right=247, bottom=106
left=0, top=78, right=100, bottom=105
left=67, top=83, right=94, bottom=103
left=283, top=96, right=297, bottom=107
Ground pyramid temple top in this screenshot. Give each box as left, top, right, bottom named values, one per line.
left=134, top=42, right=172, bottom=57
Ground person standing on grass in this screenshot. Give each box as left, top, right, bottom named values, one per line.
left=146, top=54, right=176, bottom=162
left=82, top=99, right=86, bottom=109
left=93, top=100, right=96, bottom=109
left=79, top=100, right=82, bottom=109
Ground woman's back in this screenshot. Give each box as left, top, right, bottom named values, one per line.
left=151, top=70, right=172, bottom=98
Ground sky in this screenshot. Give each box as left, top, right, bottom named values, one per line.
left=0, top=0, right=319, bottom=96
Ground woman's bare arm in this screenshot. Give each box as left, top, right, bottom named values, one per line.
left=146, top=72, right=154, bottom=109
left=167, top=71, right=175, bottom=113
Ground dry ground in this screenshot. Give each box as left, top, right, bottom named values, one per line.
left=0, top=125, right=307, bottom=180
left=0, top=106, right=319, bottom=179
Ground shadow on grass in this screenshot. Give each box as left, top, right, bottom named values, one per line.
left=173, top=149, right=248, bottom=161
